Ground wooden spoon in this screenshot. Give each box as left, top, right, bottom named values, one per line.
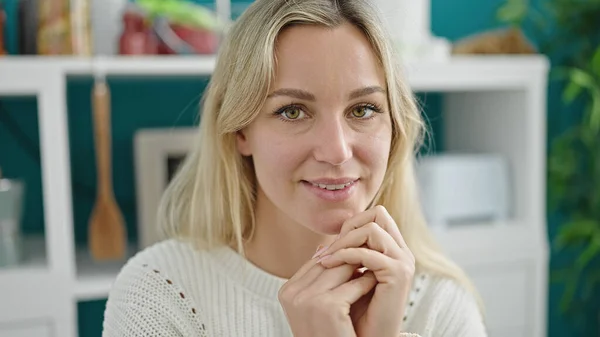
left=88, top=78, right=127, bottom=261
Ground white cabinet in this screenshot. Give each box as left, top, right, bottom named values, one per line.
left=463, top=255, right=542, bottom=335
left=0, top=54, right=549, bottom=337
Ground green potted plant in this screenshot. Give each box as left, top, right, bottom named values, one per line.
left=497, top=0, right=600, bottom=333
left=548, top=46, right=600, bottom=330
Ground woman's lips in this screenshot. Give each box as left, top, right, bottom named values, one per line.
left=301, top=179, right=358, bottom=202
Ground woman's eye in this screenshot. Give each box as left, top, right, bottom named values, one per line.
left=351, top=105, right=375, bottom=118
left=281, top=106, right=305, bottom=120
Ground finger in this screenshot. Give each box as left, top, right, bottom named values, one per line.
left=319, top=247, right=391, bottom=274
left=320, top=248, right=415, bottom=286
left=289, top=261, right=327, bottom=292
left=339, top=205, right=406, bottom=248
left=330, top=269, right=377, bottom=305
left=320, top=222, right=402, bottom=259
left=349, top=274, right=375, bottom=322
left=306, top=263, right=358, bottom=292
left=287, top=246, right=324, bottom=283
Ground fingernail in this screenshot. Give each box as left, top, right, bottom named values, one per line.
left=312, top=245, right=328, bottom=259
left=312, top=245, right=323, bottom=258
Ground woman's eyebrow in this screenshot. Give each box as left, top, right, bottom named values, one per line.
left=267, top=88, right=316, bottom=101
left=266, top=86, right=386, bottom=101
left=348, top=86, right=386, bottom=99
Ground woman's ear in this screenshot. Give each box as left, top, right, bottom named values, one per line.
left=236, top=130, right=252, bottom=156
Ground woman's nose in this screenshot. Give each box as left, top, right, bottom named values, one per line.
left=312, top=117, right=352, bottom=166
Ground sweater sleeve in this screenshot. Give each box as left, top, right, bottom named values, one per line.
left=102, top=259, right=209, bottom=337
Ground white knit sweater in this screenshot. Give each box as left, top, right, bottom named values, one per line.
left=102, top=239, right=488, bottom=336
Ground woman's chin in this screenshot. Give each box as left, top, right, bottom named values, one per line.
left=305, top=209, right=357, bottom=235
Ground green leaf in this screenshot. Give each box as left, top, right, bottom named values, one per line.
left=574, top=233, right=600, bottom=270
left=554, top=219, right=598, bottom=251
left=560, top=273, right=580, bottom=313
left=589, top=90, right=600, bottom=134
left=569, top=68, right=596, bottom=92
left=592, top=46, right=600, bottom=77
left=563, top=81, right=583, bottom=104
left=496, top=0, right=528, bottom=25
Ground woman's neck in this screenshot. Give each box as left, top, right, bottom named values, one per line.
left=243, top=188, right=335, bottom=279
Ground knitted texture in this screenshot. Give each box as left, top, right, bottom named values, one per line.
left=102, top=239, right=487, bottom=336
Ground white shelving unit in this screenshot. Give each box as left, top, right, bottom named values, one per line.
left=0, top=54, right=550, bottom=337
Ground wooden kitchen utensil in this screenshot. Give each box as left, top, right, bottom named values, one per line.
left=88, top=76, right=127, bottom=261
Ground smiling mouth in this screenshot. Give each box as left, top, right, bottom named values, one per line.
left=310, top=182, right=352, bottom=190
left=303, top=179, right=359, bottom=191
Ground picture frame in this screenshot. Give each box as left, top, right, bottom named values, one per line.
left=133, top=127, right=198, bottom=249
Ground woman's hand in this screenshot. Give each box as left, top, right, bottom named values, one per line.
left=278, top=249, right=378, bottom=337
left=315, top=205, right=416, bottom=337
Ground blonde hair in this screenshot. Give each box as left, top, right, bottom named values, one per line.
left=158, top=0, right=484, bottom=311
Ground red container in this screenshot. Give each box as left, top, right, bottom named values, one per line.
left=119, top=9, right=158, bottom=55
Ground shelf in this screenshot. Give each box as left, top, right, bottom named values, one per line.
left=70, top=55, right=218, bottom=77
left=0, top=55, right=549, bottom=93
left=74, top=243, right=139, bottom=301
left=0, top=55, right=217, bottom=78
left=402, top=55, right=549, bottom=91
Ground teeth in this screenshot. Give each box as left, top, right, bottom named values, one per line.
left=311, top=182, right=353, bottom=190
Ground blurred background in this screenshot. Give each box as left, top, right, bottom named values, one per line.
left=0, top=0, right=599, bottom=336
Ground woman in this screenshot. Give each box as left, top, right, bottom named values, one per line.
left=103, top=0, right=488, bottom=336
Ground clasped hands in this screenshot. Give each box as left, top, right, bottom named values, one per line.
left=279, top=205, right=416, bottom=337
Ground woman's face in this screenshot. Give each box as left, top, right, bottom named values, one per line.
left=237, top=23, right=393, bottom=235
